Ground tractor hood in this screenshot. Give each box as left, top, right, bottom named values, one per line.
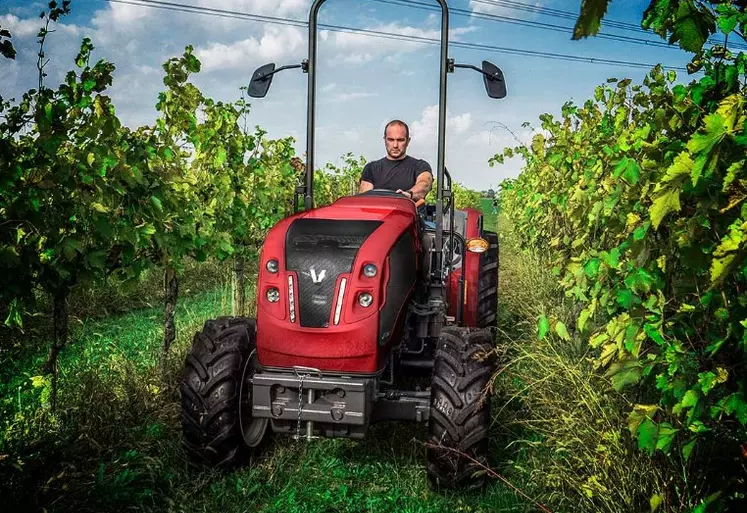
left=297, top=195, right=419, bottom=222
left=255, top=195, right=420, bottom=373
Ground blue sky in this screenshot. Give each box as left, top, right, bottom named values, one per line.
left=1, top=0, right=699, bottom=191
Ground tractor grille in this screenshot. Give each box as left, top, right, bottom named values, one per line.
left=285, top=219, right=382, bottom=328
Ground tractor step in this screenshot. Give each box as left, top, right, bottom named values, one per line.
left=399, top=357, right=435, bottom=370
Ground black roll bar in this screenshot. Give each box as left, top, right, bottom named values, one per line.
left=306, top=0, right=449, bottom=286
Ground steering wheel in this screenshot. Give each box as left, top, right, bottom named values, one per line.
left=358, top=188, right=409, bottom=198
left=358, top=188, right=425, bottom=206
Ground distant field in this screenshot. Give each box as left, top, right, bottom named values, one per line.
left=480, top=197, right=498, bottom=233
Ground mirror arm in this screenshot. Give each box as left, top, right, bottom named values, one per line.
left=257, top=61, right=308, bottom=81
left=452, top=62, right=503, bottom=82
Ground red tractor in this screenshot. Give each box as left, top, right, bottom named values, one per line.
left=180, top=0, right=507, bottom=489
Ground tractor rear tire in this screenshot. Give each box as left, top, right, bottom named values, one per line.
left=477, top=230, right=498, bottom=328
left=427, top=326, right=496, bottom=490
left=180, top=316, right=267, bottom=467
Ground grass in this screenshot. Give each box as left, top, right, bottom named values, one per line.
left=1, top=317, right=531, bottom=512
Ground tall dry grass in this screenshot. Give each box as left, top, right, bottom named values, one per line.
left=493, top=214, right=672, bottom=513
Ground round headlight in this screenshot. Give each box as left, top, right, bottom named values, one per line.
left=363, top=264, right=377, bottom=277
left=466, top=237, right=489, bottom=254
left=358, top=292, right=373, bottom=308
left=266, top=259, right=279, bottom=273
left=266, top=287, right=280, bottom=303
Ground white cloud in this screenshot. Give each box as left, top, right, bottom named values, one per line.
left=469, top=0, right=508, bottom=16
left=5, top=2, right=46, bottom=17
left=89, top=0, right=309, bottom=45
left=194, top=0, right=309, bottom=17
left=333, top=91, right=377, bottom=102
left=195, top=25, right=305, bottom=72
left=411, top=104, right=473, bottom=140
left=450, top=112, right=472, bottom=134
left=91, top=0, right=309, bottom=31
left=0, top=13, right=80, bottom=38
left=104, top=2, right=148, bottom=26
left=469, top=0, right=541, bottom=16
left=343, top=53, right=375, bottom=64
left=343, top=129, right=361, bottom=142
left=325, top=23, right=476, bottom=65
left=465, top=130, right=493, bottom=146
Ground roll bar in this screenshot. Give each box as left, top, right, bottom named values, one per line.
left=306, top=0, right=448, bottom=215
left=304, top=0, right=449, bottom=279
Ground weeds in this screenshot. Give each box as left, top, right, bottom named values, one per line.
left=493, top=214, right=671, bottom=513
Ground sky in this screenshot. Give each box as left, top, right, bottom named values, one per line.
left=0, top=0, right=701, bottom=191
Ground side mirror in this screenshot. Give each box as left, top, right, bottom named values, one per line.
left=248, top=63, right=276, bottom=98
left=482, top=60, right=507, bottom=99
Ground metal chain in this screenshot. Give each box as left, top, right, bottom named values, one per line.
left=295, top=373, right=307, bottom=440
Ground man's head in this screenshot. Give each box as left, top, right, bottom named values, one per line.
left=383, top=119, right=410, bottom=160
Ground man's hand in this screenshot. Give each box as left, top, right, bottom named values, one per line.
left=359, top=180, right=374, bottom=193
left=396, top=189, right=414, bottom=200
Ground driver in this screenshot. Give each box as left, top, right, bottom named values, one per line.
left=358, top=119, right=433, bottom=201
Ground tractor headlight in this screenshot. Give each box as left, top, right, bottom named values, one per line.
left=466, top=237, right=489, bottom=253
left=363, top=264, right=377, bottom=277
left=266, top=259, right=279, bottom=273
left=358, top=292, right=373, bottom=308
left=266, top=287, right=280, bottom=303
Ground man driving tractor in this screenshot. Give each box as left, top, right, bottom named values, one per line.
left=358, top=119, right=434, bottom=201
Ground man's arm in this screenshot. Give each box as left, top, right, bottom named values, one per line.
left=406, top=171, right=433, bottom=201
left=359, top=162, right=375, bottom=193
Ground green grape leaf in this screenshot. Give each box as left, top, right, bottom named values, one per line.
left=637, top=418, right=658, bottom=455
left=606, top=359, right=642, bottom=391
left=572, top=0, right=612, bottom=39
left=538, top=315, right=550, bottom=340
left=555, top=321, right=571, bottom=341
left=578, top=307, right=592, bottom=332
left=650, top=188, right=681, bottom=230
left=687, top=113, right=726, bottom=155
left=682, top=438, right=697, bottom=461
left=655, top=422, right=678, bottom=453
left=628, top=404, right=658, bottom=434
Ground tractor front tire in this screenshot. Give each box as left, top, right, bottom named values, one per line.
left=180, top=316, right=267, bottom=467
left=477, top=230, right=498, bottom=328
left=427, top=326, right=496, bottom=490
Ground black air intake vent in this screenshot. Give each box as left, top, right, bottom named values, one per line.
left=285, top=219, right=382, bottom=328
left=379, top=231, right=416, bottom=343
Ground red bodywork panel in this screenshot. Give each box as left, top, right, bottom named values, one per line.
left=447, top=207, right=483, bottom=327
left=256, top=196, right=420, bottom=374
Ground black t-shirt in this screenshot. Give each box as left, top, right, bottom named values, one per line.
left=360, top=155, right=432, bottom=191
